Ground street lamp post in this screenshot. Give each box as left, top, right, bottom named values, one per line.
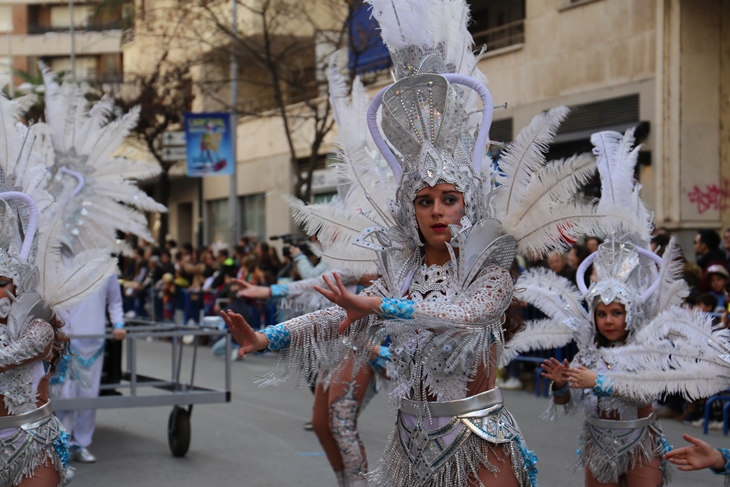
left=228, top=0, right=239, bottom=247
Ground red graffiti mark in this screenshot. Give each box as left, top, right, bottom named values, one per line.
left=687, top=179, right=730, bottom=214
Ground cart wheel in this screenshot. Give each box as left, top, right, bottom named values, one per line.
left=168, top=406, right=191, bottom=457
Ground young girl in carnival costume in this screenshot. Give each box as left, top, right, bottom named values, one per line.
left=0, top=70, right=164, bottom=486
left=221, top=2, right=643, bottom=486
left=511, top=130, right=730, bottom=486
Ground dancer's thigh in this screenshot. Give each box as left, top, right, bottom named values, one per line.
left=584, top=468, right=619, bottom=487
left=17, top=462, right=59, bottom=487
left=624, top=455, right=663, bottom=487
left=328, top=359, right=371, bottom=404
left=474, top=446, right=519, bottom=487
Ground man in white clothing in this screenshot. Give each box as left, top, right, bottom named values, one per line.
left=52, top=274, right=126, bottom=463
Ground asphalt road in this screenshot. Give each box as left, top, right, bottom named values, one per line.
left=69, top=339, right=725, bottom=486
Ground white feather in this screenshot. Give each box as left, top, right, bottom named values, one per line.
left=501, top=319, right=575, bottom=366
left=592, top=129, right=652, bottom=243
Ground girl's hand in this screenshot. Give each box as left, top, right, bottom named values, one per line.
left=233, top=279, right=271, bottom=299
left=314, top=273, right=381, bottom=333
left=220, top=310, right=269, bottom=357
left=665, top=434, right=727, bottom=471
left=541, top=358, right=571, bottom=389
left=565, top=366, right=598, bottom=389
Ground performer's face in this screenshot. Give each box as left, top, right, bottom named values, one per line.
left=594, top=301, right=628, bottom=343
left=413, top=184, right=464, bottom=250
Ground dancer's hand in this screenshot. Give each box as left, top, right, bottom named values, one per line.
left=541, top=358, right=571, bottom=389
left=314, top=273, right=380, bottom=333
left=564, top=366, right=598, bottom=389
left=234, top=279, right=271, bottom=299
left=112, top=328, right=127, bottom=341
left=220, top=310, right=269, bottom=357
left=665, top=434, right=727, bottom=471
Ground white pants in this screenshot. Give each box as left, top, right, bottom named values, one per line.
left=55, top=353, right=104, bottom=448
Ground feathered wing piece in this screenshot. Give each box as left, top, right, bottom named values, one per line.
left=493, top=107, right=610, bottom=258
left=591, top=129, right=652, bottom=244
left=282, top=55, right=396, bottom=276
left=41, top=65, right=166, bottom=255
left=503, top=268, right=591, bottom=364
left=652, top=237, right=689, bottom=312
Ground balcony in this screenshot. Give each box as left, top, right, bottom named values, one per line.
left=472, top=19, right=524, bottom=52
left=27, top=20, right=122, bottom=35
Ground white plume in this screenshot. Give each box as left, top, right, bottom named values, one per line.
left=282, top=55, right=396, bottom=275
left=592, top=129, right=652, bottom=243
left=515, top=267, right=587, bottom=322
left=653, top=238, right=689, bottom=312
left=501, top=319, right=575, bottom=366
left=41, top=65, right=166, bottom=254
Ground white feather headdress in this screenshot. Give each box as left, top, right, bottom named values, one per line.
left=0, top=66, right=166, bottom=338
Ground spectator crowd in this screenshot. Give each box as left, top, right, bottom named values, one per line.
left=117, top=226, right=730, bottom=428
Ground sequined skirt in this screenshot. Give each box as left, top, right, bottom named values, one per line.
left=576, top=414, right=671, bottom=485
left=370, top=388, right=537, bottom=487
left=0, top=413, right=70, bottom=486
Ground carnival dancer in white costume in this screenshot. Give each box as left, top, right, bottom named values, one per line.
left=238, top=269, right=388, bottom=487
left=0, top=67, right=163, bottom=485
left=219, top=2, right=642, bottom=486
left=508, top=129, right=730, bottom=486
left=52, top=275, right=125, bottom=463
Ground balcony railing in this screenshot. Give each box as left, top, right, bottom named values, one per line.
left=27, top=20, right=123, bottom=35
left=472, top=19, right=525, bottom=52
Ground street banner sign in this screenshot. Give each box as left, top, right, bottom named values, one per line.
left=183, top=113, right=235, bottom=176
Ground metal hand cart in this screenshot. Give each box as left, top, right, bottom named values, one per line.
left=53, top=319, right=232, bottom=457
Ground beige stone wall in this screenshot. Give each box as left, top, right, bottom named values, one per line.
left=482, top=0, right=656, bottom=111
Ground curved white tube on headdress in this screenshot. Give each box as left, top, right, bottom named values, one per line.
left=576, top=247, right=663, bottom=300
left=0, top=192, right=38, bottom=261
left=367, top=73, right=495, bottom=179
left=367, top=85, right=402, bottom=181
left=441, top=73, right=493, bottom=174
left=60, top=167, right=85, bottom=198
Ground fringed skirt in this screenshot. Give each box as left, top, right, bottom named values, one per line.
left=575, top=413, right=672, bottom=485
left=369, top=388, right=537, bottom=487
left=0, top=408, right=70, bottom=487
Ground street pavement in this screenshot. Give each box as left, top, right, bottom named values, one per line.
left=70, top=339, right=724, bottom=486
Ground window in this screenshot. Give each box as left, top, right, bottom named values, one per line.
left=206, top=198, right=229, bottom=245
left=467, top=0, right=525, bottom=51
left=239, top=193, right=266, bottom=240
left=313, top=192, right=336, bottom=204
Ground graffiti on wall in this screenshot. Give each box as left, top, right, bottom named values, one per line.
left=687, top=179, right=730, bottom=214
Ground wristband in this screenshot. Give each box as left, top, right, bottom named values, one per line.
left=552, top=382, right=570, bottom=396
left=112, top=323, right=125, bottom=330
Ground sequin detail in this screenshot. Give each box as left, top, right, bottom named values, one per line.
left=381, top=298, right=415, bottom=320
left=593, top=374, right=614, bottom=397
left=270, top=284, right=289, bottom=298
left=262, top=324, right=291, bottom=351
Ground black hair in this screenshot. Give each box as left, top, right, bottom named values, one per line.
left=696, top=293, right=718, bottom=310
left=698, top=229, right=721, bottom=250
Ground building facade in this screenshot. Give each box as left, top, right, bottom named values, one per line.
left=127, top=0, right=729, bottom=256
left=0, top=0, right=124, bottom=89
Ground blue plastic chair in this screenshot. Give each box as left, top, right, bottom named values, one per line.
left=704, top=391, right=730, bottom=435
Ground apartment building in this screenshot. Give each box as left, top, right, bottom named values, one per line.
left=126, top=0, right=729, bottom=254
left=0, top=0, right=124, bottom=90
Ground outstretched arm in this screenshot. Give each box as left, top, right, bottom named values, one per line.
left=665, top=434, right=728, bottom=473
left=541, top=358, right=572, bottom=405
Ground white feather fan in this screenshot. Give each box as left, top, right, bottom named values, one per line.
left=41, top=65, right=166, bottom=255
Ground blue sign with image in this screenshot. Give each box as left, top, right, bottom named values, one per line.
left=184, top=112, right=235, bottom=176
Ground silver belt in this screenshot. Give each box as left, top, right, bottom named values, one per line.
left=400, top=387, right=504, bottom=418
left=0, top=401, right=54, bottom=429
left=585, top=411, right=657, bottom=430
